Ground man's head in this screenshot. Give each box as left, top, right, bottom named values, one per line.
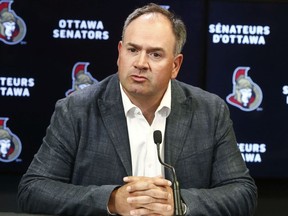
left=121, top=3, right=186, bottom=56
left=117, top=3, right=186, bottom=103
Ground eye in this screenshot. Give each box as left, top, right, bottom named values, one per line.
left=127, top=47, right=137, bottom=53
left=150, top=52, right=162, bottom=59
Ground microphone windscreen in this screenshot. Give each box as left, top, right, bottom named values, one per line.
left=153, top=130, right=162, bottom=144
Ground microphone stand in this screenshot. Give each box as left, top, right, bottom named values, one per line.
left=154, top=130, right=184, bottom=216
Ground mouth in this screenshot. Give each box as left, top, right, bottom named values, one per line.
left=131, top=74, right=147, bottom=82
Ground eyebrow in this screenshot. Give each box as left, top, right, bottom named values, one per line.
left=126, top=42, right=165, bottom=53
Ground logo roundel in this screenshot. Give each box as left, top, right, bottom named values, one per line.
left=0, top=117, right=22, bottom=162
left=226, top=67, right=263, bottom=111
left=65, top=62, right=98, bottom=96
left=0, top=0, right=26, bottom=45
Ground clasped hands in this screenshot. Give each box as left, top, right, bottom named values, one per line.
left=108, top=176, right=174, bottom=216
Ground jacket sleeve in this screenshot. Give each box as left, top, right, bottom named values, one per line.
left=17, top=98, right=119, bottom=216
left=181, top=99, right=257, bottom=216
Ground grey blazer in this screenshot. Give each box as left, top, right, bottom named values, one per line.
left=18, top=73, right=257, bottom=216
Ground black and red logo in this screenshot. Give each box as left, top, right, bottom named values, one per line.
left=65, top=62, right=98, bottom=96
left=0, top=117, right=22, bottom=162
left=0, top=0, right=26, bottom=45
left=226, top=67, right=263, bottom=111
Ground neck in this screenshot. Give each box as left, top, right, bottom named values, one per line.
left=128, top=94, right=163, bottom=125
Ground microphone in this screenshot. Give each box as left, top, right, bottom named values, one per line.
left=153, top=130, right=184, bottom=216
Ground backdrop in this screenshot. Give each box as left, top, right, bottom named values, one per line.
left=0, top=0, right=287, bottom=179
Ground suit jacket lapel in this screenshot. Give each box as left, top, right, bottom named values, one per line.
left=165, top=80, right=194, bottom=180
left=97, top=76, right=194, bottom=178
left=98, top=74, right=132, bottom=176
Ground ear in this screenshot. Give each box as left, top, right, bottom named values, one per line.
left=118, top=41, right=123, bottom=51
left=171, top=54, right=183, bottom=79
left=117, top=41, right=123, bottom=66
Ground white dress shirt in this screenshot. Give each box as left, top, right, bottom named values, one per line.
left=120, top=81, right=171, bottom=177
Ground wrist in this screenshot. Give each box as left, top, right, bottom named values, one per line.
left=107, top=189, right=118, bottom=215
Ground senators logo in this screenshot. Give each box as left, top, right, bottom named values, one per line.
left=0, top=117, right=22, bottom=162
left=226, top=67, right=263, bottom=111
left=0, top=0, right=26, bottom=45
left=65, top=62, right=98, bottom=96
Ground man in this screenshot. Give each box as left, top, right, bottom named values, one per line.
left=18, top=3, right=257, bottom=216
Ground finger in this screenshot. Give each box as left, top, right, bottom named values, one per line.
left=130, top=188, right=172, bottom=200
left=124, top=176, right=172, bottom=187
left=151, top=177, right=172, bottom=187
left=126, top=181, right=156, bottom=193
left=123, top=176, right=149, bottom=182
left=130, top=207, right=150, bottom=216
left=127, top=194, right=171, bottom=205
left=129, top=203, right=172, bottom=216
left=127, top=195, right=156, bottom=204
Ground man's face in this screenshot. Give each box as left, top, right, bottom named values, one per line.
left=117, top=13, right=183, bottom=101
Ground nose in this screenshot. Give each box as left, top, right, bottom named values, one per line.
left=134, top=51, right=148, bottom=70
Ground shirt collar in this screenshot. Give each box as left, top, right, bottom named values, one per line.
left=120, top=81, right=171, bottom=118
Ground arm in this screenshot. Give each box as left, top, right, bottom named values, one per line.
left=17, top=98, right=119, bottom=216
left=180, top=100, right=257, bottom=216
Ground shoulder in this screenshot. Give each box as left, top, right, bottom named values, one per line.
left=172, top=79, right=225, bottom=107
left=171, top=80, right=232, bottom=130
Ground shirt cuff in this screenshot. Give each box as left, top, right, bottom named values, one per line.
left=182, top=201, right=188, bottom=215
left=107, top=206, right=117, bottom=215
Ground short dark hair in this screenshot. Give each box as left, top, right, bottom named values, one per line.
left=122, top=3, right=187, bottom=55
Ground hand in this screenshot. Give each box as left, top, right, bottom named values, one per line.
left=108, top=176, right=174, bottom=216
